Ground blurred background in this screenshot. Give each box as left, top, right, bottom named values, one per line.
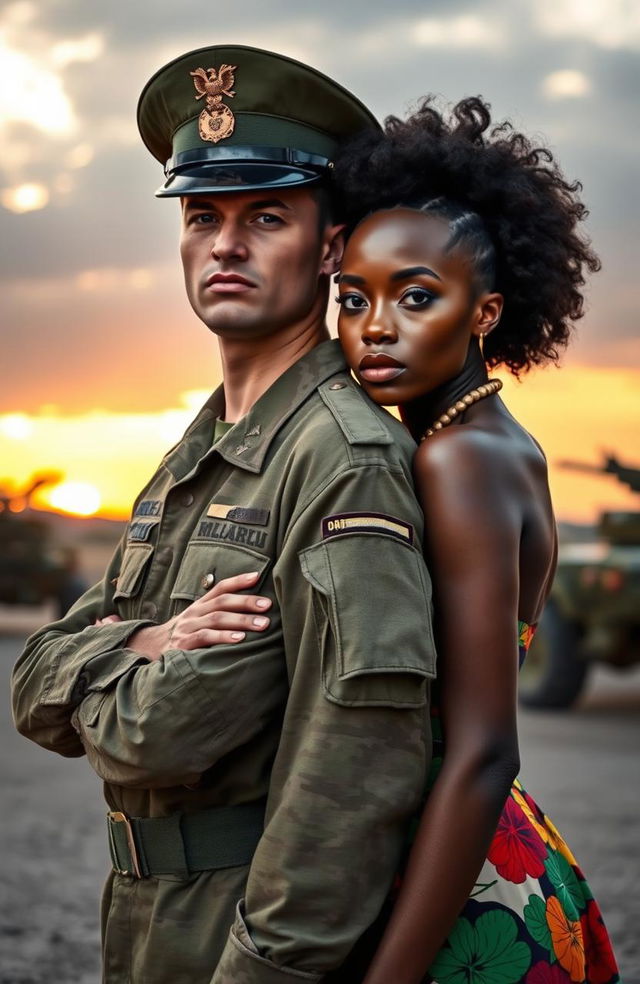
left=1, top=0, right=639, bottom=522
left=1, top=0, right=638, bottom=981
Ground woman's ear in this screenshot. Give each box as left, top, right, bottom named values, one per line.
left=472, top=292, right=504, bottom=339
left=320, top=224, right=346, bottom=276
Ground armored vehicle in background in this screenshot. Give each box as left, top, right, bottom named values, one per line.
left=520, top=455, right=640, bottom=708
left=0, top=474, right=86, bottom=619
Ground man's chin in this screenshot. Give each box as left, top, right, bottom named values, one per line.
left=199, top=314, right=273, bottom=341
left=194, top=299, right=255, bottom=334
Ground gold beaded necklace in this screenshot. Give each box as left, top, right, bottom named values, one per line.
left=421, top=379, right=503, bottom=441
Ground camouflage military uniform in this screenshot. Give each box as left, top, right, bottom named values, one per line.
left=13, top=341, right=436, bottom=982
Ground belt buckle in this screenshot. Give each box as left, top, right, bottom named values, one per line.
left=108, top=811, right=142, bottom=878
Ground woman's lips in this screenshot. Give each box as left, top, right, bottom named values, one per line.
left=358, top=353, right=406, bottom=383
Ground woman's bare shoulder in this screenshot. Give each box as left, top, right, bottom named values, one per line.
left=414, top=415, right=548, bottom=490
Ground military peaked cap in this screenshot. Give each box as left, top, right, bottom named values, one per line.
left=137, top=44, right=380, bottom=197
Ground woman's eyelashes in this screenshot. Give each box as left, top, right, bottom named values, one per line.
left=336, top=286, right=436, bottom=312
left=399, top=287, right=435, bottom=308
left=335, top=292, right=368, bottom=312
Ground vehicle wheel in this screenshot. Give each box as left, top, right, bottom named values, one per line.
left=519, top=600, right=588, bottom=709
left=54, top=574, right=87, bottom=620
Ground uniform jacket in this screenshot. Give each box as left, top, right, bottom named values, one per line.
left=13, top=340, right=437, bottom=983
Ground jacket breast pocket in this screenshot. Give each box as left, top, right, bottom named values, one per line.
left=170, top=541, right=271, bottom=612
left=113, top=542, right=154, bottom=611
left=299, top=533, right=436, bottom=708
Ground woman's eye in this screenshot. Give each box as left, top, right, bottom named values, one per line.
left=400, top=287, right=434, bottom=308
left=336, top=293, right=368, bottom=312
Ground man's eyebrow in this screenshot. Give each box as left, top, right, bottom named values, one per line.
left=391, top=266, right=442, bottom=282
left=337, top=273, right=366, bottom=285
left=183, top=198, right=218, bottom=211
left=249, top=198, right=292, bottom=211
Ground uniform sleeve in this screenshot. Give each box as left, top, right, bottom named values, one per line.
left=212, top=463, right=436, bottom=982
left=11, top=534, right=153, bottom=757
left=15, top=552, right=288, bottom=786
left=65, top=611, right=288, bottom=789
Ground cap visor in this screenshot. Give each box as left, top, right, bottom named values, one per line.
left=156, top=163, right=323, bottom=197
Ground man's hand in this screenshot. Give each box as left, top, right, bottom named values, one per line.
left=106, top=571, right=272, bottom=662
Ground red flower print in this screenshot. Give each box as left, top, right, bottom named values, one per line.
left=488, top=795, right=548, bottom=883
left=581, top=899, right=619, bottom=984
left=526, top=961, right=571, bottom=984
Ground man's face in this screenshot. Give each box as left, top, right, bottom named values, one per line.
left=180, top=187, right=339, bottom=340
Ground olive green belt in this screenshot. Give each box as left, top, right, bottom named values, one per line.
left=107, top=799, right=266, bottom=879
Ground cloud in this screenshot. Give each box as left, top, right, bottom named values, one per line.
left=0, top=3, right=107, bottom=200
left=74, top=266, right=157, bottom=292
left=1, top=181, right=48, bottom=212
left=0, top=38, right=76, bottom=136
left=536, top=0, right=640, bottom=50
left=542, top=69, right=592, bottom=100
left=0, top=0, right=638, bottom=403
left=356, top=12, right=508, bottom=58
left=50, top=32, right=104, bottom=68
left=414, top=14, right=507, bottom=49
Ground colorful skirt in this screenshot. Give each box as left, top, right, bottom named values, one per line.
left=425, top=776, right=621, bottom=984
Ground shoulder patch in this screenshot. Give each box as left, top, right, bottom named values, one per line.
left=322, top=512, right=413, bottom=544
left=319, top=379, right=393, bottom=446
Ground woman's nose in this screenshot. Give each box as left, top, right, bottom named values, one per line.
left=361, top=316, right=397, bottom=345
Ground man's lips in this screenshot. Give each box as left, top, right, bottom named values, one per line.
left=204, top=272, right=257, bottom=293
left=358, top=353, right=406, bottom=383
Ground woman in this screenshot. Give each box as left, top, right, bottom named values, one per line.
left=154, top=98, right=621, bottom=982
left=327, top=97, right=620, bottom=984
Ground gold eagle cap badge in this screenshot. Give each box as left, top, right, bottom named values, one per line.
left=190, top=64, right=237, bottom=144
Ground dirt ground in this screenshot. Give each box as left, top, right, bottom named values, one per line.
left=2, top=624, right=639, bottom=983
left=2, top=637, right=107, bottom=983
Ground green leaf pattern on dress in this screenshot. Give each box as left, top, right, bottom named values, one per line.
left=544, top=851, right=587, bottom=921
left=524, top=894, right=556, bottom=963
left=430, top=910, right=532, bottom=984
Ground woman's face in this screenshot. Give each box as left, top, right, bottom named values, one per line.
left=337, top=208, right=488, bottom=406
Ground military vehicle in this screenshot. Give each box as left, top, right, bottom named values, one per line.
left=0, top=474, right=87, bottom=619
left=520, top=455, right=640, bottom=708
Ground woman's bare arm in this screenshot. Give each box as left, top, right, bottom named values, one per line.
left=363, top=428, right=524, bottom=984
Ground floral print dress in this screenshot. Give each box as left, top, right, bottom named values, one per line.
left=423, top=622, right=621, bottom=984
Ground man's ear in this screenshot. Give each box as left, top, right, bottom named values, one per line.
left=320, top=224, right=346, bottom=276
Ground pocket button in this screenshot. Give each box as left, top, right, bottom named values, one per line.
left=201, top=573, right=215, bottom=590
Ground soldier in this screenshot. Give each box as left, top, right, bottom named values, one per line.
left=12, top=46, right=436, bottom=983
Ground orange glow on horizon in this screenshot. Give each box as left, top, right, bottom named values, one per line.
left=41, top=481, right=102, bottom=517
left=1, top=367, right=638, bottom=525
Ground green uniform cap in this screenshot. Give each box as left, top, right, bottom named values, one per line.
left=137, top=44, right=380, bottom=197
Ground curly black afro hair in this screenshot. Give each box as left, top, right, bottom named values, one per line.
left=332, top=97, right=600, bottom=374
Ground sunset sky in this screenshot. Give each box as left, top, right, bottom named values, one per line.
left=1, top=0, right=638, bottom=521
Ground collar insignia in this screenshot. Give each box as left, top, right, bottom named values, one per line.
left=190, top=64, right=237, bottom=144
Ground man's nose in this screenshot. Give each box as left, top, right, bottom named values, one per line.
left=210, top=223, right=248, bottom=262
